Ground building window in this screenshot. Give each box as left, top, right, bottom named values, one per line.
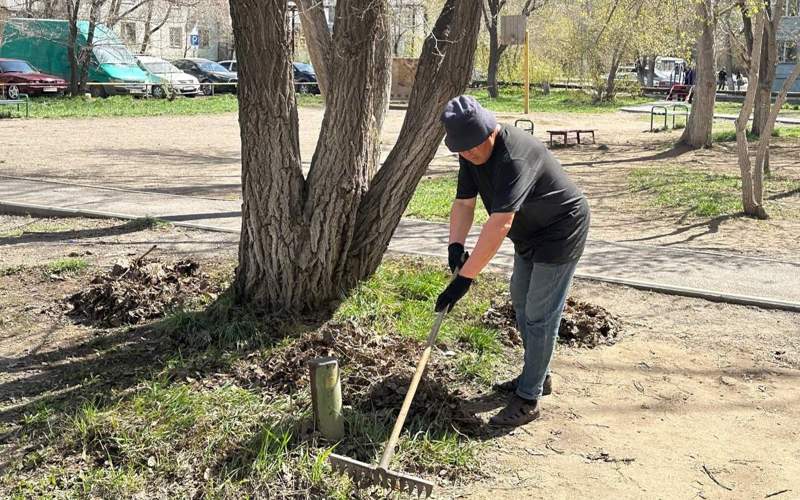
left=169, top=27, right=182, bottom=49
left=198, top=27, right=209, bottom=48
left=121, top=22, right=136, bottom=45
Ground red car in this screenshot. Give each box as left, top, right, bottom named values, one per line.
left=0, top=58, right=67, bottom=99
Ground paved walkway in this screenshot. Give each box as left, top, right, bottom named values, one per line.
left=2, top=176, right=800, bottom=310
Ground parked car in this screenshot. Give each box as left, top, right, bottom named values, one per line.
left=217, top=59, right=237, bottom=73
left=135, top=55, right=200, bottom=98
left=172, top=58, right=237, bottom=95
left=0, top=18, right=149, bottom=97
left=215, top=60, right=319, bottom=94
left=293, top=62, right=319, bottom=94
left=0, top=58, right=67, bottom=98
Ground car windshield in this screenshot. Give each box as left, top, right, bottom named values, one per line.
left=142, top=61, right=181, bottom=74
left=0, top=60, right=35, bottom=73
left=94, top=44, right=137, bottom=65
left=294, top=62, right=314, bottom=74
left=199, top=61, right=229, bottom=73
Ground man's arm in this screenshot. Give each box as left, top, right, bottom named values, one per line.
left=459, top=212, right=514, bottom=279
left=449, top=197, right=476, bottom=245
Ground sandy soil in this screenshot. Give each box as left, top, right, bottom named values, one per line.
left=1, top=215, right=798, bottom=498
left=2, top=108, right=799, bottom=259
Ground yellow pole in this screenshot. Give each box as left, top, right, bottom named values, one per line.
left=524, top=29, right=530, bottom=114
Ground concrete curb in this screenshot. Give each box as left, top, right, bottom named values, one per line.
left=0, top=200, right=239, bottom=234
left=4, top=199, right=799, bottom=314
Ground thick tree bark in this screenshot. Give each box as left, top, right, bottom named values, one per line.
left=297, top=0, right=333, bottom=99
left=680, top=0, right=716, bottom=148
left=230, top=0, right=481, bottom=314
left=486, top=23, right=507, bottom=98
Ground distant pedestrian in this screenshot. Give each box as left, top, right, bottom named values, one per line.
left=717, top=69, right=727, bottom=91
left=735, top=71, right=744, bottom=91
left=685, top=67, right=695, bottom=86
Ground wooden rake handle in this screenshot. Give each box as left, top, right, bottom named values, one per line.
left=378, top=265, right=459, bottom=470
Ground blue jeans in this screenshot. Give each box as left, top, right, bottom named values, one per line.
left=510, top=254, right=579, bottom=400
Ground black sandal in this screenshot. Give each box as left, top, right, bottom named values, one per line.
left=489, top=395, right=540, bottom=427
left=494, top=374, right=552, bottom=396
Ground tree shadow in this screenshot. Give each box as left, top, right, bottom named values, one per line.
left=560, top=142, right=694, bottom=168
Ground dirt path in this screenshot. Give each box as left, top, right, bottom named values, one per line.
left=3, top=108, right=799, bottom=259
left=448, top=280, right=800, bottom=499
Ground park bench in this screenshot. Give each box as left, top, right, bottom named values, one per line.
left=546, top=129, right=596, bottom=147
left=0, top=93, right=29, bottom=118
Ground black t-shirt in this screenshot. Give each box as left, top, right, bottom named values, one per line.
left=456, top=125, right=590, bottom=263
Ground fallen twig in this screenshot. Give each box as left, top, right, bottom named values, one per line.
left=765, top=489, right=791, bottom=498
left=702, top=464, right=733, bottom=491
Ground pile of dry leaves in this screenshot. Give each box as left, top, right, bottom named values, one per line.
left=482, top=296, right=621, bottom=348
left=68, top=250, right=221, bottom=327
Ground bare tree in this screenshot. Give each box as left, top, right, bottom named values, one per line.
left=481, top=0, right=545, bottom=98
left=735, top=12, right=800, bottom=218
left=228, top=0, right=480, bottom=315
left=65, top=0, right=108, bottom=96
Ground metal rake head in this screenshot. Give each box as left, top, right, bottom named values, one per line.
left=328, top=453, right=434, bottom=497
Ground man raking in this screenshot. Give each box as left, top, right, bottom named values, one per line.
left=435, top=95, right=590, bottom=427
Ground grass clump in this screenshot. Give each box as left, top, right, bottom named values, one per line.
left=406, top=175, right=489, bottom=224
left=25, top=93, right=323, bottom=120
left=123, top=216, right=173, bottom=231
left=46, top=257, right=88, bottom=275
left=629, top=167, right=800, bottom=217
left=467, top=87, right=650, bottom=114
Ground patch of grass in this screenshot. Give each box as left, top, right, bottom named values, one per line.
left=406, top=175, right=489, bottom=224
left=336, top=259, right=506, bottom=383
left=467, top=87, right=650, bottom=114
left=122, top=216, right=173, bottom=231
left=46, top=257, right=88, bottom=275
left=711, top=128, right=761, bottom=142
left=0, top=264, right=27, bottom=276
left=0, top=219, right=72, bottom=238
left=629, top=167, right=800, bottom=217
left=26, top=93, right=323, bottom=119
left=773, top=126, right=800, bottom=139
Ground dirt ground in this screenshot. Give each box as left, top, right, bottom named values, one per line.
left=1, top=215, right=798, bottom=498
left=2, top=108, right=799, bottom=259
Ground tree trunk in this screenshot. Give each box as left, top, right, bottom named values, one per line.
left=735, top=12, right=767, bottom=219
left=646, top=55, right=656, bottom=87
left=680, top=0, right=716, bottom=148
left=751, top=0, right=783, bottom=137
left=297, top=0, right=333, bottom=99
left=486, top=23, right=504, bottom=98
left=603, top=50, right=621, bottom=101
left=140, top=0, right=154, bottom=54
left=67, top=0, right=81, bottom=96
left=229, top=0, right=480, bottom=314
left=78, top=0, right=104, bottom=93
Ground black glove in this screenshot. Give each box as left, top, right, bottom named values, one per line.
left=435, top=275, right=473, bottom=312
left=448, top=243, right=469, bottom=273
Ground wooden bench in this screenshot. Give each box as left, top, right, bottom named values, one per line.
left=546, top=129, right=596, bottom=146
left=0, top=93, right=29, bottom=118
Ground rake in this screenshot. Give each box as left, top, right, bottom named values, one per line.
left=328, top=296, right=450, bottom=497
